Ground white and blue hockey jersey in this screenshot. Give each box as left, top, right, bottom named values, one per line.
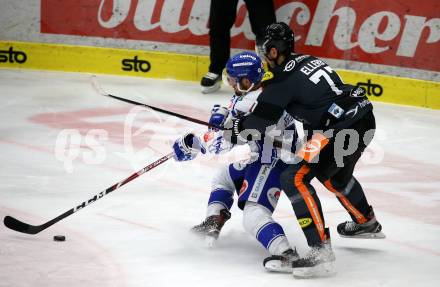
left=201, top=89, right=302, bottom=156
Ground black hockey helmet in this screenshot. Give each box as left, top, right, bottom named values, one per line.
left=262, top=22, right=294, bottom=56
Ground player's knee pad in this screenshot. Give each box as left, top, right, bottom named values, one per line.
left=243, top=202, right=289, bottom=254
left=242, top=202, right=273, bottom=236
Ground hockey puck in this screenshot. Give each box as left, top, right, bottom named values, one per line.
left=53, top=235, right=66, bottom=242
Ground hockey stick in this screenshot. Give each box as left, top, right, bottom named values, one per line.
left=3, top=152, right=174, bottom=235
left=92, top=77, right=328, bottom=163
left=91, top=76, right=218, bottom=129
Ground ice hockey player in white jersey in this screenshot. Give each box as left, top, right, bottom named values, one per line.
left=172, top=52, right=301, bottom=273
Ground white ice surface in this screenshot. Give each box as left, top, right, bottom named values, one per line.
left=0, top=69, right=439, bottom=287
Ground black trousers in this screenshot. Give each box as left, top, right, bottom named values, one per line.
left=280, top=112, right=376, bottom=247
left=208, top=0, right=276, bottom=74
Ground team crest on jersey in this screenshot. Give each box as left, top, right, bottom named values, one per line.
left=262, top=71, right=274, bottom=82
left=284, top=60, right=296, bottom=72
left=350, top=86, right=366, bottom=98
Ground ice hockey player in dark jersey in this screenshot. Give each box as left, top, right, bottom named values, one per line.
left=221, top=22, right=385, bottom=278
left=173, top=52, right=302, bottom=273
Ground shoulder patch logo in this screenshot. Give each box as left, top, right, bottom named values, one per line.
left=284, top=60, right=296, bottom=72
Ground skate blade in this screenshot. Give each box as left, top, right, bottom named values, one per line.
left=339, top=231, right=386, bottom=239
left=204, top=235, right=217, bottom=248
left=293, top=262, right=336, bottom=279
left=201, top=83, right=221, bottom=94
left=264, top=261, right=292, bottom=273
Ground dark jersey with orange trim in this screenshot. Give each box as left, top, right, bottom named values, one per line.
left=240, top=54, right=372, bottom=134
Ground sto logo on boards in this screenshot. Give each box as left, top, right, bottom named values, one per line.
left=0, top=47, right=27, bottom=64
left=122, top=56, right=151, bottom=73
left=355, top=79, right=383, bottom=97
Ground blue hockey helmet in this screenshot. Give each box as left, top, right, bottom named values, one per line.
left=225, top=52, right=264, bottom=86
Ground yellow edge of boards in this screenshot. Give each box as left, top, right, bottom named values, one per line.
left=0, top=40, right=438, bottom=109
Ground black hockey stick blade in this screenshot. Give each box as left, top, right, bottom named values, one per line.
left=3, top=216, right=41, bottom=235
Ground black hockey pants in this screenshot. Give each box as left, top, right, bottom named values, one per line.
left=280, top=111, right=376, bottom=247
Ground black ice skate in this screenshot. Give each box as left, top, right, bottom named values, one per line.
left=337, top=206, right=385, bottom=239
left=263, top=248, right=299, bottom=273
left=200, top=72, right=221, bottom=94
left=291, top=229, right=336, bottom=278
left=191, top=209, right=231, bottom=246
